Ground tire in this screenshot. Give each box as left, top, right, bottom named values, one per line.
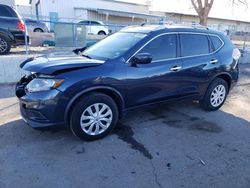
left=98, top=31, right=106, bottom=35
left=34, top=28, right=43, bottom=32
left=70, top=92, right=118, bottom=141
left=0, top=35, right=11, bottom=55
left=199, top=78, right=229, bottom=111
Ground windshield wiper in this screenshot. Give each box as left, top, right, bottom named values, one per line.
left=82, top=54, right=92, bottom=59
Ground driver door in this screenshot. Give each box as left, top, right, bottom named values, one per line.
left=125, top=33, right=185, bottom=108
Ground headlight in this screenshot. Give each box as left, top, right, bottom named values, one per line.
left=26, top=78, right=64, bottom=93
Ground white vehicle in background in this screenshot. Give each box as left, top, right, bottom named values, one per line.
left=78, top=20, right=109, bottom=35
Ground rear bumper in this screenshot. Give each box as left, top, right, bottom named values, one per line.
left=14, top=35, right=29, bottom=46
left=10, top=33, right=30, bottom=46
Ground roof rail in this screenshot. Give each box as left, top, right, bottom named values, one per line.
left=168, top=23, right=209, bottom=30
left=139, top=22, right=210, bottom=30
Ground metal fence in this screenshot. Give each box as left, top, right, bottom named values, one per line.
left=0, top=14, right=138, bottom=56
left=0, top=15, right=250, bottom=57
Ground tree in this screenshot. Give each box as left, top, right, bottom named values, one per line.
left=191, top=0, right=248, bottom=26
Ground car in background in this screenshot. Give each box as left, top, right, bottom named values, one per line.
left=24, top=18, right=49, bottom=33
left=78, top=20, right=109, bottom=35
left=0, top=4, right=28, bottom=55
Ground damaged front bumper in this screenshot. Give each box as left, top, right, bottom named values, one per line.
left=16, top=75, right=67, bottom=129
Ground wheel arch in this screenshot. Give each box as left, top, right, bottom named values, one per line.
left=214, top=72, right=232, bottom=90
left=0, top=29, right=14, bottom=41
left=202, top=72, right=233, bottom=98
left=33, top=28, right=44, bottom=32
left=98, top=30, right=106, bottom=35
left=64, top=86, right=125, bottom=125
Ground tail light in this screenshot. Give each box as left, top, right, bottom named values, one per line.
left=232, top=48, right=241, bottom=69
left=232, top=48, right=241, bottom=60
left=18, top=20, right=25, bottom=32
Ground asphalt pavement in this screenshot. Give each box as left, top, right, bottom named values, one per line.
left=0, top=64, right=250, bottom=188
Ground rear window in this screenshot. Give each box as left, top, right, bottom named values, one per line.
left=0, top=6, right=14, bottom=17
left=180, top=34, right=210, bottom=57
left=210, top=35, right=223, bottom=51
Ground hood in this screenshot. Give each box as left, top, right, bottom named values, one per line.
left=20, top=53, right=104, bottom=74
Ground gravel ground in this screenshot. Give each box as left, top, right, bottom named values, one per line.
left=0, top=64, right=249, bottom=188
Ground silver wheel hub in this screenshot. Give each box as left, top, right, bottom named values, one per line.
left=80, top=103, right=113, bottom=136
left=210, top=84, right=226, bottom=107
left=0, top=38, right=7, bottom=53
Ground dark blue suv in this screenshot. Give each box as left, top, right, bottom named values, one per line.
left=16, top=25, right=240, bottom=140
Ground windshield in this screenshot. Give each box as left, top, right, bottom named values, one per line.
left=83, top=32, right=147, bottom=60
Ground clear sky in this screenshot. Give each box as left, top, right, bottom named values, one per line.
left=15, top=0, right=250, bottom=21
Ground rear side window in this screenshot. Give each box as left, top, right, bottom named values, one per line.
left=139, top=34, right=177, bottom=61
left=210, top=35, right=223, bottom=51
left=0, top=6, right=14, bottom=17
left=91, top=21, right=100, bottom=25
left=80, top=21, right=90, bottom=25
left=180, top=34, right=209, bottom=57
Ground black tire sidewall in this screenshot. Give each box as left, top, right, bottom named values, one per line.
left=201, top=78, right=228, bottom=111
left=0, top=35, right=11, bottom=55
left=34, top=28, right=43, bottom=32
left=70, top=93, right=118, bottom=141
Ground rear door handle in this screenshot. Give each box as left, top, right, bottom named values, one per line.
left=170, top=66, right=182, bottom=72
left=210, top=59, right=218, bottom=64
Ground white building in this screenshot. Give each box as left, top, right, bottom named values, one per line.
left=28, top=0, right=163, bottom=24
left=0, top=0, right=15, bottom=6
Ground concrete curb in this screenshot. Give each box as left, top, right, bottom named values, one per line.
left=0, top=55, right=30, bottom=84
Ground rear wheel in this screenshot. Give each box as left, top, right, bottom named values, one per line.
left=0, top=35, right=11, bottom=55
left=34, top=28, right=43, bottom=32
left=199, top=78, right=228, bottom=111
left=70, top=93, right=118, bottom=141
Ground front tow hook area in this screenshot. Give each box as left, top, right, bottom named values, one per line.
left=15, top=75, right=34, bottom=98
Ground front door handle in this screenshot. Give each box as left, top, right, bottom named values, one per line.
left=170, top=66, right=182, bottom=72
left=210, top=59, right=218, bottom=64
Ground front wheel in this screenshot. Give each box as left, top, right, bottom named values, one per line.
left=70, top=93, right=118, bottom=141
left=199, top=78, right=228, bottom=111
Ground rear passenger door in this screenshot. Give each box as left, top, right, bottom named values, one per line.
left=179, top=33, right=221, bottom=96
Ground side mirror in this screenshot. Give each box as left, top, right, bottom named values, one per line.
left=130, top=53, right=152, bottom=66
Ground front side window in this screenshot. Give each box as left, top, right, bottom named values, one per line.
left=138, top=34, right=177, bottom=61
left=83, top=32, right=147, bottom=60
left=180, top=34, right=209, bottom=57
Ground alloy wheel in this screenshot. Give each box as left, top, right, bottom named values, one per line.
left=0, top=38, right=7, bottom=53
left=210, top=84, right=226, bottom=107
left=80, top=103, right=113, bottom=135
